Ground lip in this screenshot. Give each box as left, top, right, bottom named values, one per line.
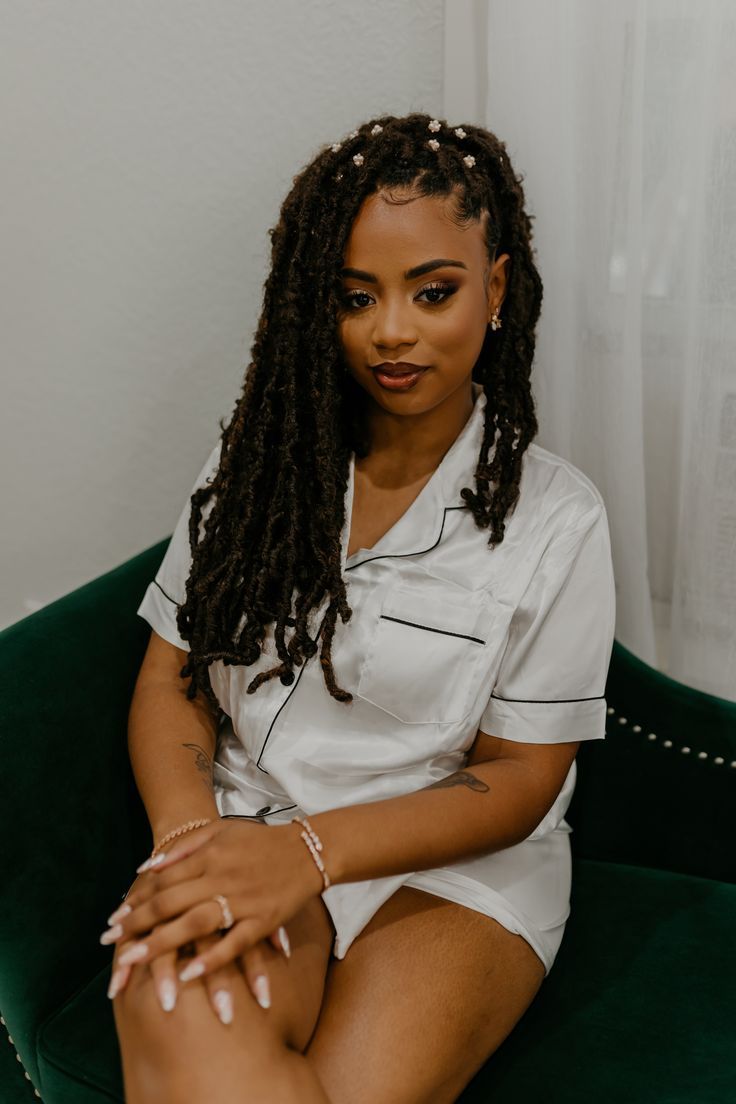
left=370, top=362, right=429, bottom=377
left=371, top=364, right=428, bottom=393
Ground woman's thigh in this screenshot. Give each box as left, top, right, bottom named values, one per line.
left=112, top=892, right=336, bottom=1100
left=304, top=885, right=547, bottom=1104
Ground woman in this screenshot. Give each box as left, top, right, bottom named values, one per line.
left=102, top=112, right=616, bottom=1102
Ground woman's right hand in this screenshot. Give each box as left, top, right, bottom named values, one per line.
left=106, top=871, right=291, bottom=1021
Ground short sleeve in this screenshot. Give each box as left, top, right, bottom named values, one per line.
left=136, top=440, right=222, bottom=652
left=478, top=501, right=616, bottom=744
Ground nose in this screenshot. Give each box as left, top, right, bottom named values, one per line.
left=371, top=297, right=418, bottom=352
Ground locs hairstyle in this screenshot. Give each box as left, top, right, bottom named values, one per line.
left=176, top=112, right=543, bottom=716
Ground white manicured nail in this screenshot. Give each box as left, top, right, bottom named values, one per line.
left=278, top=926, right=291, bottom=958
left=179, top=959, right=206, bottom=982
left=107, top=903, right=132, bottom=925
left=252, top=974, right=271, bottom=1009
left=117, top=942, right=149, bottom=966
left=107, top=969, right=125, bottom=1000
left=100, top=924, right=123, bottom=944
left=213, top=989, right=233, bottom=1025
left=158, top=979, right=177, bottom=1012
left=136, top=852, right=167, bottom=873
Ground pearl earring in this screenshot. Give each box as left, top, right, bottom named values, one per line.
left=490, top=308, right=503, bottom=331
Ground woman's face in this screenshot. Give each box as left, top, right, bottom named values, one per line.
left=337, top=187, right=509, bottom=418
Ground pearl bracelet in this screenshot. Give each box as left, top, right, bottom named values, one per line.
left=292, top=815, right=331, bottom=890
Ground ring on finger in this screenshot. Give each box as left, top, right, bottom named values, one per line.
left=213, top=893, right=234, bottom=931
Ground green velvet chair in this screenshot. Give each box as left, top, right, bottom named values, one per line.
left=1, top=542, right=735, bottom=1103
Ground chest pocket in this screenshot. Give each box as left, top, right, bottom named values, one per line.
left=355, top=578, right=495, bottom=725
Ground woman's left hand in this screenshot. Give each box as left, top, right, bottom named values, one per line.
left=100, top=819, right=324, bottom=983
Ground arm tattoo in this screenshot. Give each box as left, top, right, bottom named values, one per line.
left=424, top=770, right=490, bottom=793
left=182, top=741, right=215, bottom=796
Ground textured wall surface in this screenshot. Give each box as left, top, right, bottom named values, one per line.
left=1, top=0, right=443, bottom=629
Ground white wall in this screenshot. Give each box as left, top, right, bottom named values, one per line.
left=1, top=0, right=444, bottom=629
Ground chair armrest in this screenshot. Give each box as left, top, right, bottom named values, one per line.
left=0, top=539, right=169, bottom=1079
left=568, top=639, right=736, bottom=883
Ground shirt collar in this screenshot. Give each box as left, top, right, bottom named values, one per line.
left=341, top=381, right=489, bottom=570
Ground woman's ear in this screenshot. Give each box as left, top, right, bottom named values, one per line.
left=487, top=252, right=511, bottom=320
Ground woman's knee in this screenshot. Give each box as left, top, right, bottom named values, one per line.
left=112, top=958, right=285, bottom=1057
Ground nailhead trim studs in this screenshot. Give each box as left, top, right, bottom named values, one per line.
left=0, top=1013, right=41, bottom=1097
left=606, top=705, right=736, bottom=767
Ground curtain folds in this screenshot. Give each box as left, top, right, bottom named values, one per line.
left=446, top=0, right=736, bottom=700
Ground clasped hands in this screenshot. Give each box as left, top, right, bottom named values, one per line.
left=100, top=818, right=324, bottom=1023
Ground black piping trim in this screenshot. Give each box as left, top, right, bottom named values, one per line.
left=153, top=578, right=179, bottom=606
left=344, top=505, right=467, bottom=571
left=490, top=693, right=605, bottom=703
left=255, top=503, right=471, bottom=769
left=221, top=806, right=297, bottom=819
left=379, top=614, right=486, bottom=645
left=255, top=639, right=315, bottom=772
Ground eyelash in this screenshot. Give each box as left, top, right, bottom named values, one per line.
left=341, top=281, right=458, bottom=311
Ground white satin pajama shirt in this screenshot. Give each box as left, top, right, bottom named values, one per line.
left=137, top=381, right=617, bottom=977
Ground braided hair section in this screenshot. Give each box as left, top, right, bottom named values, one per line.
left=174, top=113, right=543, bottom=713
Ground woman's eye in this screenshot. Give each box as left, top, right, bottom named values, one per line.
left=341, top=281, right=457, bottom=311
left=342, top=290, right=373, bottom=309
left=416, top=281, right=457, bottom=305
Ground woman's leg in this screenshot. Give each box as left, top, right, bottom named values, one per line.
left=304, top=886, right=547, bottom=1104
left=112, top=894, right=335, bottom=1103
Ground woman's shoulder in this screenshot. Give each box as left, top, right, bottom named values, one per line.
left=520, top=441, right=606, bottom=522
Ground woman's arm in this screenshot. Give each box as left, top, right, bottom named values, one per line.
left=128, top=629, right=221, bottom=843
left=306, top=730, right=581, bottom=884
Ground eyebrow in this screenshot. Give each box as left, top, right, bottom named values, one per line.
left=338, top=258, right=469, bottom=283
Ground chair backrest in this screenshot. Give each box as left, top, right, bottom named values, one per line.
left=567, top=639, right=736, bottom=884
left=7, top=540, right=731, bottom=887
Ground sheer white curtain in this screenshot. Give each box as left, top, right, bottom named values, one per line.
left=445, top=0, right=736, bottom=701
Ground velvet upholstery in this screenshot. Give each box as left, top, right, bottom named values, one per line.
left=1, top=541, right=734, bottom=1103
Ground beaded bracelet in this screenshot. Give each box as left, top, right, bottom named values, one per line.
left=292, top=815, right=331, bottom=890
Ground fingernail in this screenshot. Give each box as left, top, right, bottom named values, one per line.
left=158, top=978, right=177, bottom=1012
left=253, top=974, right=271, bottom=1010
left=278, top=925, right=291, bottom=958
left=117, top=943, right=149, bottom=967
left=107, top=904, right=132, bottom=925
left=136, top=852, right=167, bottom=874
left=99, top=924, right=124, bottom=945
left=213, top=989, right=233, bottom=1025
left=107, top=969, right=125, bottom=999
left=179, top=959, right=206, bottom=982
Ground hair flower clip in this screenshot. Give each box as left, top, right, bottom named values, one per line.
left=348, top=130, right=359, bottom=139
left=352, top=153, right=364, bottom=166
left=463, top=154, right=476, bottom=168
left=330, top=142, right=342, bottom=153
left=454, top=127, right=467, bottom=139
left=370, top=124, right=383, bottom=136
left=428, top=139, right=440, bottom=151
left=428, top=119, right=441, bottom=133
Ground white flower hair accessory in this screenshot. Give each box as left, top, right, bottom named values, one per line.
left=454, top=127, right=467, bottom=139
left=463, top=155, right=476, bottom=168
left=353, top=153, right=364, bottom=166
left=428, top=119, right=441, bottom=132
left=428, top=139, right=440, bottom=151
left=348, top=130, right=359, bottom=139
left=370, top=124, right=383, bottom=136
left=331, top=142, right=342, bottom=152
